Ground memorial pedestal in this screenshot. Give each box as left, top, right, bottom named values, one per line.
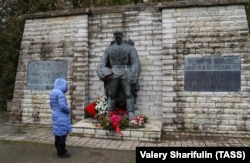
left=70, top=119, right=162, bottom=142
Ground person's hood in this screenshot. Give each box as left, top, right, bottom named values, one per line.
left=53, top=78, right=68, bottom=93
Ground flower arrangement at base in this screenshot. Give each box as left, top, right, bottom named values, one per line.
left=100, top=110, right=129, bottom=136
left=129, top=115, right=148, bottom=128
left=84, top=95, right=148, bottom=135
left=84, top=103, right=97, bottom=118
left=95, top=95, right=108, bottom=116
left=84, top=95, right=108, bottom=118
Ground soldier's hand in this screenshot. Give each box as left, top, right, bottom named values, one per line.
left=104, top=76, right=111, bottom=81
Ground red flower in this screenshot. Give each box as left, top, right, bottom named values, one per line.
left=84, top=103, right=97, bottom=117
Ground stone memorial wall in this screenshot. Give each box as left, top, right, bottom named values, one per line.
left=10, top=0, right=250, bottom=135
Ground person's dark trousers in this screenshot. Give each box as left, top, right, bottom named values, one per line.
left=55, top=135, right=69, bottom=157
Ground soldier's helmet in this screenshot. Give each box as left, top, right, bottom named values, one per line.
left=113, top=29, right=123, bottom=37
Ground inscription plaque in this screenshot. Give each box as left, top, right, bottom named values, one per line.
left=27, top=60, right=68, bottom=90
left=184, top=56, right=240, bottom=92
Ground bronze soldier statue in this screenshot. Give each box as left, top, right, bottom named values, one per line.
left=97, top=29, right=141, bottom=119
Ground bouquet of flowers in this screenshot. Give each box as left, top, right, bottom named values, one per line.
left=94, top=95, right=108, bottom=116
left=110, top=114, right=123, bottom=136
left=100, top=110, right=129, bottom=135
left=129, top=115, right=147, bottom=128
left=84, top=95, right=108, bottom=118
left=84, top=103, right=97, bottom=118
left=84, top=95, right=148, bottom=134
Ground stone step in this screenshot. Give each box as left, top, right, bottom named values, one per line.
left=70, top=118, right=162, bottom=142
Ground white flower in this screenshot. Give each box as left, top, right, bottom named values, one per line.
left=95, top=95, right=108, bottom=115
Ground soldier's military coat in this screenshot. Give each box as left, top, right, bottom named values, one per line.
left=97, top=40, right=140, bottom=109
